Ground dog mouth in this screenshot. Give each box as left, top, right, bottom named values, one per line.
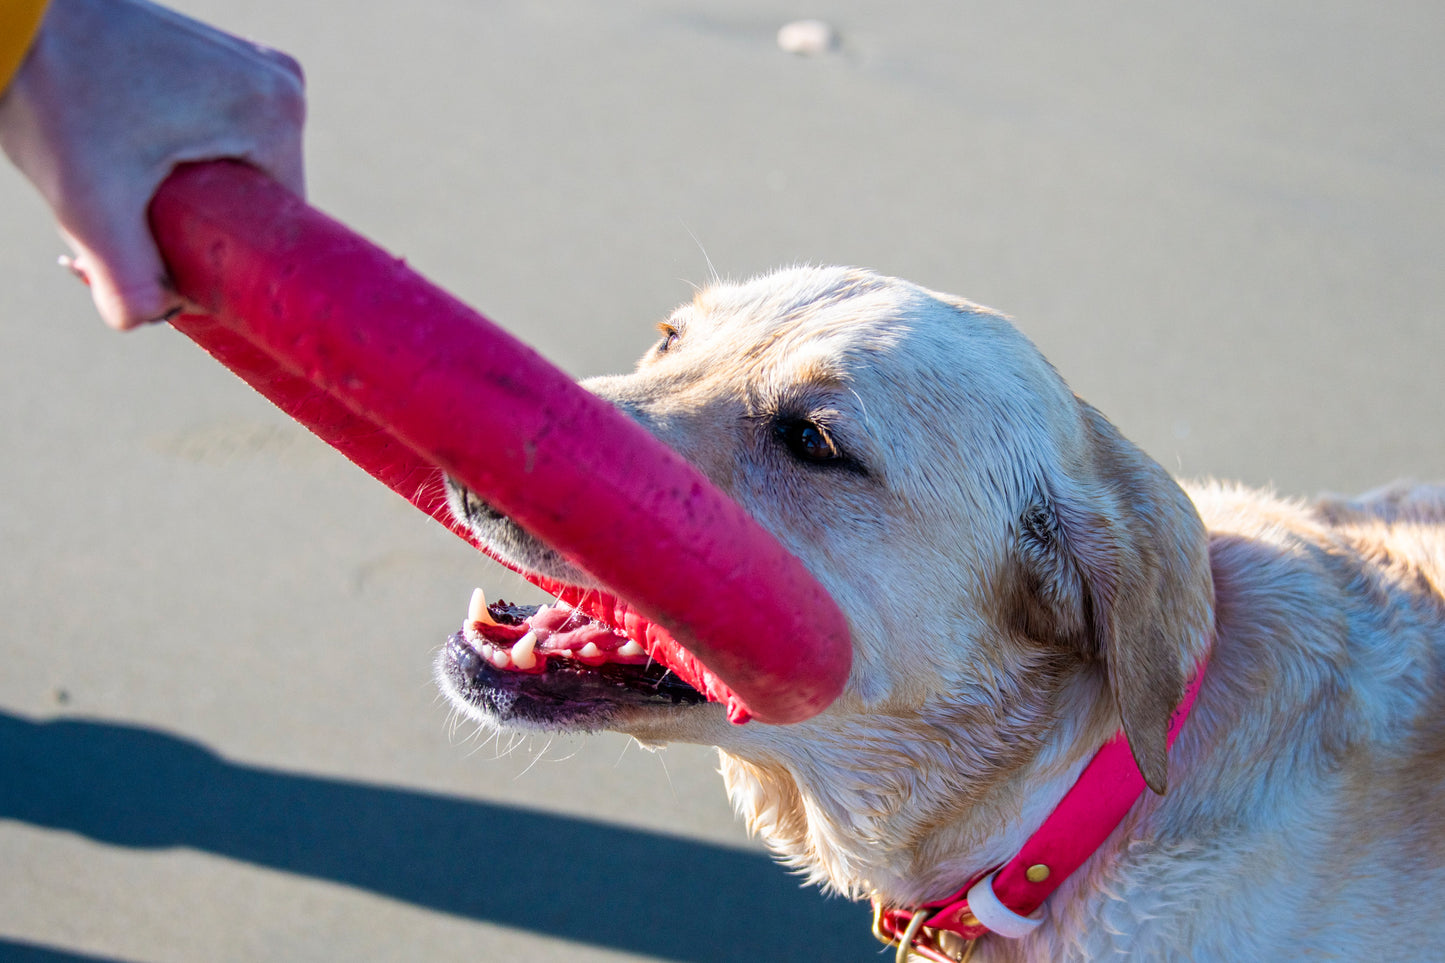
left=440, top=588, right=707, bottom=728
left=438, top=467, right=855, bottom=727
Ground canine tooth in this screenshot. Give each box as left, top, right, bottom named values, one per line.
left=512, top=632, right=538, bottom=670
left=468, top=587, right=499, bottom=626
left=617, top=640, right=645, bottom=658
left=578, top=642, right=602, bottom=660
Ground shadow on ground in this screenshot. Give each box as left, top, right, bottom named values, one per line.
left=0, top=710, right=874, bottom=962
left=0, top=938, right=141, bottom=963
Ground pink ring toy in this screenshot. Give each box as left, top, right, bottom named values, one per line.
left=148, top=161, right=852, bottom=725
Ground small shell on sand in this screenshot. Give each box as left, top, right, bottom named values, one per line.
left=777, top=19, right=838, bottom=56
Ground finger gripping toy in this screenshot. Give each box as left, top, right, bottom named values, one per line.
left=148, top=161, right=852, bottom=725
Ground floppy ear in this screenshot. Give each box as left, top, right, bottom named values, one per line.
left=1012, top=401, right=1213, bottom=793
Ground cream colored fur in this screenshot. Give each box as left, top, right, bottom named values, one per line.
left=448, top=266, right=1445, bottom=961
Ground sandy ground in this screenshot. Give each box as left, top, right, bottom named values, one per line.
left=2, top=2, right=1442, bottom=961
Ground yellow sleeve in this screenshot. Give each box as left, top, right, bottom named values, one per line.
left=1, top=0, right=51, bottom=93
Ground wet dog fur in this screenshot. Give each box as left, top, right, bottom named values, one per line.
left=442, top=266, right=1445, bottom=960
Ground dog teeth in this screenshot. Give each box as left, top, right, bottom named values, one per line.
left=454, top=591, right=649, bottom=674
left=511, top=631, right=539, bottom=670
left=467, top=587, right=500, bottom=626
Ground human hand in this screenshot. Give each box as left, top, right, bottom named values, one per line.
left=0, top=0, right=306, bottom=329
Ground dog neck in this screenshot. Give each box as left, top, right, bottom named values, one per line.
left=716, top=663, right=1120, bottom=903
left=872, top=660, right=1209, bottom=959
left=719, top=657, right=1207, bottom=956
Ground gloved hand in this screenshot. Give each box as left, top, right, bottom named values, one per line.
left=0, top=0, right=306, bottom=329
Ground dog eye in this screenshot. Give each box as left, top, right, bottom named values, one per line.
left=655, top=324, right=681, bottom=353
left=775, top=417, right=843, bottom=465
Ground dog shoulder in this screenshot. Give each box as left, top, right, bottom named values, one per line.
left=1160, top=478, right=1445, bottom=945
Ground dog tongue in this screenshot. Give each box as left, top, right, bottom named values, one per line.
left=148, top=161, right=852, bottom=725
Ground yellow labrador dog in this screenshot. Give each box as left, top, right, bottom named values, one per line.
left=439, top=266, right=1445, bottom=961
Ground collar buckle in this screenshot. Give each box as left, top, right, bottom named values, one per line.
left=872, top=902, right=979, bottom=963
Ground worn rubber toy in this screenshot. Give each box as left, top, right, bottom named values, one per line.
left=148, top=161, right=851, bottom=725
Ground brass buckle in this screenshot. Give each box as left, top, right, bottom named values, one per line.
left=872, top=904, right=977, bottom=963
left=871, top=901, right=896, bottom=947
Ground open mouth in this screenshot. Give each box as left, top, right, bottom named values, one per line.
left=436, top=476, right=854, bottom=728
left=440, top=588, right=708, bottom=728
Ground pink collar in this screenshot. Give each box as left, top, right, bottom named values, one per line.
left=872, top=661, right=1208, bottom=962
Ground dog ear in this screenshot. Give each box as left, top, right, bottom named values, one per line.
left=1012, top=401, right=1213, bottom=794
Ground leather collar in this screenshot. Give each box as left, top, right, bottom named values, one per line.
left=872, top=660, right=1208, bottom=961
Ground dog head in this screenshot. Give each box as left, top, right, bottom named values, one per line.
left=440, top=266, right=1213, bottom=893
